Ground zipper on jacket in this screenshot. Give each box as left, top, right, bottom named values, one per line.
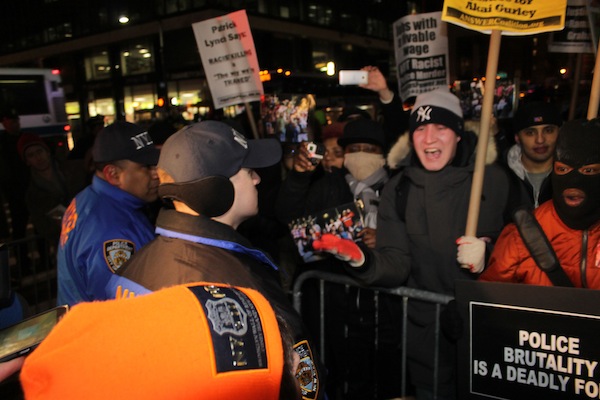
left=581, top=230, right=589, bottom=288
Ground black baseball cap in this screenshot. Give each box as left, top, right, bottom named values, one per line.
left=92, top=121, right=160, bottom=165
left=158, top=120, right=282, bottom=183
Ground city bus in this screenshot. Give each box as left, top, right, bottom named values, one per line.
left=0, top=68, right=69, bottom=138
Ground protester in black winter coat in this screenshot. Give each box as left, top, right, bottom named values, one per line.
left=276, top=118, right=405, bottom=400
left=314, top=89, right=510, bottom=400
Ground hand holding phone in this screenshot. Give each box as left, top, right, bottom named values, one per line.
left=306, top=142, right=325, bottom=165
left=339, top=70, right=369, bottom=85
left=0, top=305, right=68, bottom=363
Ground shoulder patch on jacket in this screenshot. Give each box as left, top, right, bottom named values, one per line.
left=294, top=339, right=320, bottom=399
left=103, top=240, right=135, bottom=272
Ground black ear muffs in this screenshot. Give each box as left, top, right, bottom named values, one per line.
left=158, top=176, right=235, bottom=217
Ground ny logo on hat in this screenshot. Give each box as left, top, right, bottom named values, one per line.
left=130, top=132, right=154, bottom=150
left=416, top=106, right=432, bottom=123
left=232, top=129, right=248, bottom=149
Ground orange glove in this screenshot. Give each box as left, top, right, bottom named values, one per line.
left=312, top=233, right=365, bottom=267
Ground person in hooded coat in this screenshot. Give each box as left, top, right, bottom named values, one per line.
left=314, top=89, right=511, bottom=399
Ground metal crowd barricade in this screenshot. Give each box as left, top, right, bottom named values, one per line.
left=293, top=270, right=454, bottom=400
left=2, top=235, right=57, bottom=314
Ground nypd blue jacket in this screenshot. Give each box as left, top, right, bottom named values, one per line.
left=57, top=175, right=155, bottom=307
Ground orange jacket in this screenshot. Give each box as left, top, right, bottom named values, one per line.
left=480, top=201, right=600, bottom=288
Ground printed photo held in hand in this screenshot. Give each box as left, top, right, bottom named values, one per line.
left=288, top=200, right=365, bottom=263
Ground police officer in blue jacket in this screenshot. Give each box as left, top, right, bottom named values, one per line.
left=57, top=121, right=160, bottom=307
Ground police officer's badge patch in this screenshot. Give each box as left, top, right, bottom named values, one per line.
left=294, top=340, right=320, bottom=399
left=103, top=240, right=135, bottom=273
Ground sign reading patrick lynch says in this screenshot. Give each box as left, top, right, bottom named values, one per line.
left=457, top=281, right=600, bottom=399
left=393, top=12, right=449, bottom=100
left=192, top=10, right=263, bottom=109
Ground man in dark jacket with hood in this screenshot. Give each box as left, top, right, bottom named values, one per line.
left=314, top=89, right=510, bottom=399
left=502, top=101, right=562, bottom=213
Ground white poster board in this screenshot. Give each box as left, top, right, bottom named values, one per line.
left=192, top=10, right=263, bottom=109
left=393, top=12, right=450, bottom=100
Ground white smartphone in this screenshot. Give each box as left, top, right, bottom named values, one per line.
left=339, top=70, right=368, bottom=85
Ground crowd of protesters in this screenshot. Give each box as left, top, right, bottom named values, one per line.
left=0, top=63, right=598, bottom=400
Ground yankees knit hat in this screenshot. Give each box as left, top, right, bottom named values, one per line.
left=409, top=89, right=464, bottom=137
left=21, top=282, right=286, bottom=400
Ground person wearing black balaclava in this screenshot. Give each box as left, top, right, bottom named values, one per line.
left=481, top=118, right=600, bottom=287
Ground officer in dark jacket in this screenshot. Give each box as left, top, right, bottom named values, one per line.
left=115, top=120, right=324, bottom=400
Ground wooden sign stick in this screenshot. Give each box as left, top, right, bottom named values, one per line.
left=465, top=29, right=502, bottom=237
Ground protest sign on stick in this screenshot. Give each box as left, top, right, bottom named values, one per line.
left=192, top=10, right=263, bottom=138
left=548, top=0, right=595, bottom=120
left=442, top=0, right=567, bottom=237
left=587, top=39, right=600, bottom=119
left=465, top=29, right=501, bottom=237
left=393, top=12, right=450, bottom=101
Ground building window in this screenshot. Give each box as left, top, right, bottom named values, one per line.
left=124, top=84, right=157, bottom=123
left=307, top=4, right=332, bottom=26
left=167, top=79, right=210, bottom=121
left=88, top=97, right=115, bottom=124
left=366, top=17, right=388, bottom=38
left=120, top=40, right=155, bottom=76
left=84, top=49, right=111, bottom=81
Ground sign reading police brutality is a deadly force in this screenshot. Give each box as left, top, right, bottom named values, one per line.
left=393, top=12, right=449, bottom=100
left=456, top=281, right=600, bottom=399
left=192, top=10, right=263, bottom=109
left=443, top=0, right=567, bottom=35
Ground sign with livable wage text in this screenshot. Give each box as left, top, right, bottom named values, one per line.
left=442, top=0, right=567, bottom=35
left=192, top=10, right=263, bottom=109
left=393, top=12, right=449, bottom=100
